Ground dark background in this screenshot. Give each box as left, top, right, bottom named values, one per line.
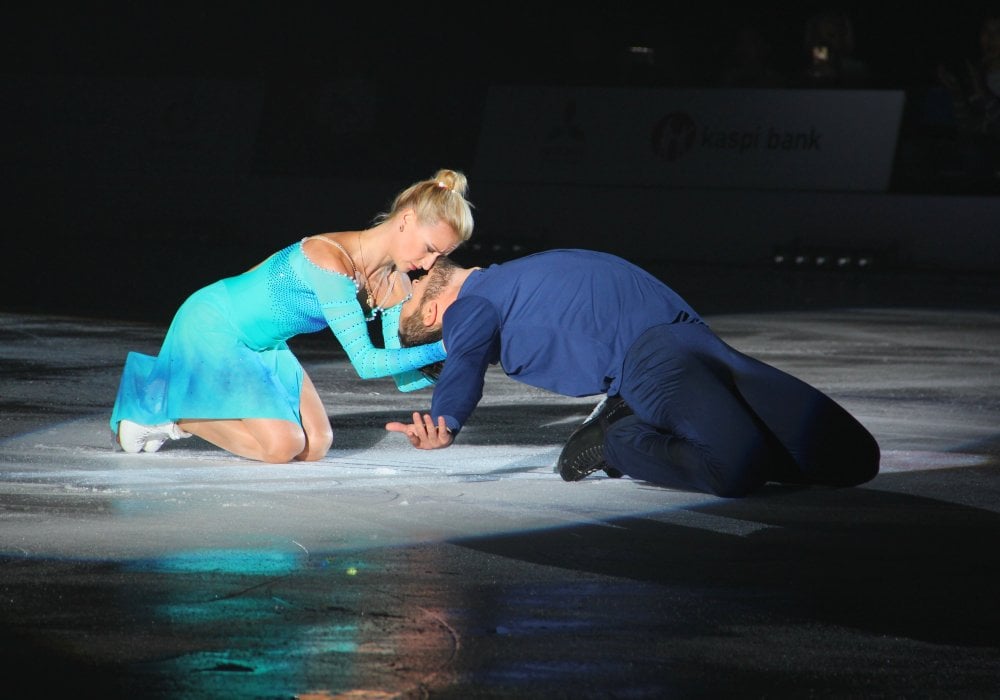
left=6, top=4, right=991, bottom=97
left=4, top=2, right=999, bottom=322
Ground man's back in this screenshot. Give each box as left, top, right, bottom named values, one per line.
left=435, top=250, right=702, bottom=425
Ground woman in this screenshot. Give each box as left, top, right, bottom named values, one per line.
left=110, top=169, right=473, bottom=462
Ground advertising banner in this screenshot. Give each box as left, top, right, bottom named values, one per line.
left=475, top=87, right=905, bottom=192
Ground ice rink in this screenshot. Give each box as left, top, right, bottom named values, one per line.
left=8, top=2, right=1000, bottom=696
left=2, top=293, right=999, bottom=698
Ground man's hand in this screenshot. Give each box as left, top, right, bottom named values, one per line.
left=385, top=413, right=454, bottom=450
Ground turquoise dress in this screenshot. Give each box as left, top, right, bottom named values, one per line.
left=109, top=239, right=441, bottom=432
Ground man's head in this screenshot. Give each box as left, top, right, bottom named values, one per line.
left=399, top=256, right=468, bottom=347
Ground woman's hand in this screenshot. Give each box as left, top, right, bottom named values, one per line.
left=385, top=413, right=454, bottom=449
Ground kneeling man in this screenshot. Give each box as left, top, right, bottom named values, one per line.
left=386, top=250, right=879, bottom=497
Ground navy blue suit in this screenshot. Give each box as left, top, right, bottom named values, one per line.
left=431, top=250, right=879, bottom=496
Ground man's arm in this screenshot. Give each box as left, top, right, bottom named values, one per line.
left=385, top=296, right=500, bottom=449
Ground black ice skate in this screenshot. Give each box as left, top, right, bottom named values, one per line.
left=557, top=395, right=633, bottom=482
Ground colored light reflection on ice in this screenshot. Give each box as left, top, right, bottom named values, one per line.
left=125, top=548, right=303, bottom=575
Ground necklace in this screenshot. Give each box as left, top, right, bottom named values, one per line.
left=357, top=231, right=376, bottom=310
left=357, top=231, right=388, bottom=316
left=317, top=236, right=375, bottom=318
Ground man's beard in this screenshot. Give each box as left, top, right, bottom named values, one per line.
left=398, top=308, right=440, bottom=347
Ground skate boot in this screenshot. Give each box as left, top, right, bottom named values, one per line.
left=557, top=395, right=633, bottom=481
left=117, top=420, right=190, bottom=453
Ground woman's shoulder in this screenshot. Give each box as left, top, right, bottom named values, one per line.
left=301, top=232, right=357, bottom=278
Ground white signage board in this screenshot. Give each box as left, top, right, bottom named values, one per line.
left=475, top=87, right=905, bottom=192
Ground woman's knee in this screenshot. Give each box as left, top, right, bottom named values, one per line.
left=258, top=430, right=307, bottom=464
left=299, top=426, right=333, bottom=461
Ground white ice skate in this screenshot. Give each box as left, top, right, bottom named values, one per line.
left=117, top=420, right=190, bottom=453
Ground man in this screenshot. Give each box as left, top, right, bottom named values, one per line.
left=385, top=250, right=879, bottom=497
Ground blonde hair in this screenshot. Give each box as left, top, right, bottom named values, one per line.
left=377, top=169, right=474, bottom=242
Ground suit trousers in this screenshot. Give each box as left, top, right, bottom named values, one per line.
left=604, top=323, right=880, bottom=497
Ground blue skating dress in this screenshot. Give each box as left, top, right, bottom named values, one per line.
left=109, top=238, right=441, bottom=432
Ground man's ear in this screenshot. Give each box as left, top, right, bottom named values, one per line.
left=421, top=300, right=439, bottom=327
left=421, top=285, right=457, bottom=329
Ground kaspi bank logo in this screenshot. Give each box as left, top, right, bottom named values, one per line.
left=651, top=112, right=697, bottom=162
left=653, top=110, right=823, bottom=162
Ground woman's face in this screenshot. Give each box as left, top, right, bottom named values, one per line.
left=393, top=215, right=460, bottom=273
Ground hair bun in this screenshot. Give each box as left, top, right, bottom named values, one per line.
left=431, top=169, right=468, bottom=197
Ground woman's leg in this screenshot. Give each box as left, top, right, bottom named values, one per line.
left=178, top=418, right=306, bottom=463
left=295, top=371, right=333, bottom=461
left=177, top=372, right=331, bottom=463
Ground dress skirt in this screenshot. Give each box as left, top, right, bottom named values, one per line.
left=110, top=280, right=304, bottom=431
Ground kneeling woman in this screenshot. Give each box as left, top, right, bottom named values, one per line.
left=110, top=169, right=472, bottom=463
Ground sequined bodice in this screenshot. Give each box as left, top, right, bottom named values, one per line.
left=222, top=241, right=351, bottom=348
